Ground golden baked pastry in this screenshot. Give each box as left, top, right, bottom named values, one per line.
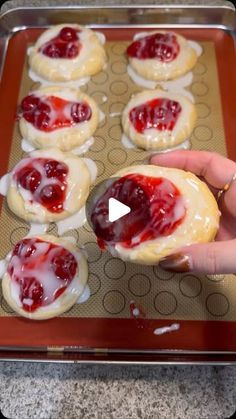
left=127, top=31, right=198, bottom=81
left=29, top=24, right=106, bottom=82
left=90, top=165, right=219, bottom=265
left=5, top=148, right=91, bottom=223
left=122, top=89, right=197, bottom=151
left=19, top=86, right=100, bottom=151
left=2, top=235, right=88, bottom=320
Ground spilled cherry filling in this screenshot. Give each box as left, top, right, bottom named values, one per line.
left=39, top=26, right=82, bottom=59
left=7, top=238, right=77, bottom=312
left=127, top=32, right=180, bottom=62
left=20, top=94, right=92, bottom=132
left=129, top=98, right=182, bottom=133
left=14, top=158, right=68, bottom=213
left=91, top=174, right=186, bottom=249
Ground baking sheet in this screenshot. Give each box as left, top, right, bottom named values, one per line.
left=0, top=26, right=235, bottom=352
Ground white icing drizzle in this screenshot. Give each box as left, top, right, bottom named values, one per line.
left=159, top=72, right=194, bottom=103
left=149, top=138, right=191, bottom=154
left=101, top=95, right=108, bottom=104
left=112, top=160, right=219, bottom=262
left=130, top=179, right=185, bottom=249
left=56, top=206, right=86, bottom=235
left=133, top=32, right=202, bottom=57
left=8, top=240, right=75, bottom=307
left=22, top=129, right=96, bottom=157
left=27, top=223, right=49, bottom=237
left=188, top=40, right=203, bottom=57
left=7, top=237, right=85, bottom=312
left=22, top=297, right=33, bottom=306
left=2, top=150, right=92, bottom=229
left=71, top=137, right=94, bottom=156
left=0, top=173, right=10, bottom=196
left=11, top=280, right=22, bottom=307
left=80, top=246, right=88, bottom=260
left=128, top=32, right=200, bottom=102
left=27, top=46, right=33, bottom=56
left=62, top=236, right=77, bottom=245
left=128, top=66, right=194, bottom=101
left=95, top=31, right=106, bottom=45
left=99, top=110, right=105, bottom=122
left=21, top=138, right=36, bottom=153
left=82, top=158, right=97, bottom=183
left=132, top=308, right=140, bottom=317
left=0, top=259, right=7, bottom=277
left=175, top=88, right=193, bottom=103
left=121, top=133, right=136, bottom=149
left=133, top=31, right=149, bottom=41
left=109, top=112, right=121, bottom=118
left=122, top=132, right=190, bottom=152
left=103, top=177, right=186, bottom=252
left=34, top=88, right=81, bottom=102
left=28, top=68, right=90, bottom=88
left=128, top=64, right=194, bottom=102
left=154, top=323, right=180, bottom=336
left=22, top=93, right=94, bottom=133
left=14, top=158, right=66, bottom=214
left=160, top=71, right=193, bottom=89
left=76, top=284, right=91, bottom=303
left=127, top=64, right=156, bottom=89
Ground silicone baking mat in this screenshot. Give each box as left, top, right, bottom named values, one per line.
left=0, top=28, right=235, bottom=351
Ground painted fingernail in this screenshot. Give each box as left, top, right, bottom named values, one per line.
left=143, top=154, right=154, bottom=164
left=159, top=253, right=191, bottom=272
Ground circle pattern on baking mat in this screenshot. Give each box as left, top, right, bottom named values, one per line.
left=179, top=275, right=202, bottom=298
left=206, top=293, right=229, bottom=317
left=154, top=292, right=178, bottom=316
left=0, top=39, right=233, bottom=323
left=88, top=272, right=101, bottom=296
left=153, top=266, right=176, bottom=281
left=104, top=258, right=126, bottom=280
left=128, top=274, right=151, bottom=297
left=103, top=290, right=126, bottom=315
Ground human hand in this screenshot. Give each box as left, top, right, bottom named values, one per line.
left=150, top=150, right=236, bottom=274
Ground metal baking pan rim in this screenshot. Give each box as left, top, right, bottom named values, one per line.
left=1, top=352, right=236, bottom=365
left=0, top=359, right=235, bottom=365
left=0, top=4, right=235, bottom=34
left=5, top=24, right=236, bottom=33
left=0, top=5, right=235, bottom=364
left=0, top=360, right=236, bottom=365
left=1, top=3, right=235, bottom=11
left=2, top=346, right=236, bottom=355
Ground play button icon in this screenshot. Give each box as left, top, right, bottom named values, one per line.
left=108, top=198, right=131, bottom=222
left=86, top=172, right=186, bottom=248
left=86, top=176, right=150, bottom=245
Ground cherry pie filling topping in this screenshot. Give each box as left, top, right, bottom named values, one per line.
left=14, top=158, right=69, bottom=213
left=7, top=238, right=78, bottom=312
left=127, top=32, right=180, bottom=61
left=20, top=94, right=92, bottom=132
left=91, top=174, right=186, bottom=249
left=39, top=26, right=82, bottom=59
left=129, top=98, right=182, bottom=133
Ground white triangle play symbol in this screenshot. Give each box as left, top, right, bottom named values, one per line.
left=108, top=197, right=131, bottom=222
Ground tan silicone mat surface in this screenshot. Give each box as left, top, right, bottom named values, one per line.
left=0, top=38, right=234, bottom=321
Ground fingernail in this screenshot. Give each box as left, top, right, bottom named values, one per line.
left=159, top=253, right=191, bottom=272
left=143, top=154, right=154, bottom=165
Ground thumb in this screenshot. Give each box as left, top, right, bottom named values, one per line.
left=159, top=239, right=236, bottom=275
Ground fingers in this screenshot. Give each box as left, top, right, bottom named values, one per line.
left=150, top=150, right=236, bottom=189
left=159, top=239, right=236, bottom=274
